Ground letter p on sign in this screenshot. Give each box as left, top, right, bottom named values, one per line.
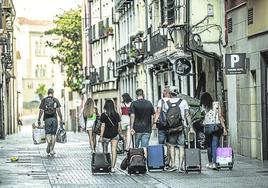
left=231, top=55, right=240, bottom=68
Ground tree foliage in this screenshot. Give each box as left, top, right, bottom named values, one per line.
left=45, top=8, right=83, bottom=94
left=35, top=84, right=47, bottom=100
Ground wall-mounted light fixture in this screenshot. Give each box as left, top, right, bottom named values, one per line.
left=107, top=58, right=117, bottom=78
left=120, top=48, right=127, bottom=62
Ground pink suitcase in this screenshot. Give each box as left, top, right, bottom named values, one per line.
left=216, top=136, right=234, bottom=170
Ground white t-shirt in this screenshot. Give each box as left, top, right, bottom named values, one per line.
left=164, top=98, right=189, bottom=125
left=157, top=97, right=170, bottom=113
left=202, top=101, right=220, bottom=125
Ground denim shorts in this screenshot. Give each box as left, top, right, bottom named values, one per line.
left=102, top=134, right=119, bottom=153
left=44, top=118, right=58, bottom=134
left=167, top=131, right=185, bottom=146
left=135, top=132, right=151, bottom=148
left=158, top=130, right=168, bottom=144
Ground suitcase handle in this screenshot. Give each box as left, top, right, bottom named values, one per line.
left=187, top=130, right=197, bottom=149
left=220, top=134, right=231, bottom=148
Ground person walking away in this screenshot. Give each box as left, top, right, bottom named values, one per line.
left=99, top=100, right=121, bottom=173
left=83, top=98, right=97, bottom=153
left=200, top=92, right=227, bottom=169
left=120, top=93, right=132, bottom=151
left=165, top=87, right=192, bottom=172
left=130, top=89, right=155, bottom=152
left=37, top=88, right=63, bottom=156
left=153, top=86, right=171, bottom=167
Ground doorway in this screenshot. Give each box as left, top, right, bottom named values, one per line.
left=261, top=51, right=268, bottom=160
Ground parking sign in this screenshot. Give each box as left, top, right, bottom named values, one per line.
left=225, top=53, right=247, bottom=74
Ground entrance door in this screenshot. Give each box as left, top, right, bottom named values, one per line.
left=261, top=52, right=268, bottom=160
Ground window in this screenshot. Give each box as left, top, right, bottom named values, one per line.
left=248, top=8, right=253, bottom=25
left=227, top=18, right=232, bottom=33
left=35, top=36, right=47, bottom=57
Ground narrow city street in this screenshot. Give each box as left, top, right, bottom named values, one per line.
left=0, top=122, right=268, bottom=188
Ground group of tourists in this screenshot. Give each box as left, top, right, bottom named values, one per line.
left=37, top=86, right=227, bottom=173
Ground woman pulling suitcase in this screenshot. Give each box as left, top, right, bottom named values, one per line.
left=99, top=99, right=122, bottom=173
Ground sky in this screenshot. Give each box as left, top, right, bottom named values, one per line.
left=13, top=0, right=81, bottom=20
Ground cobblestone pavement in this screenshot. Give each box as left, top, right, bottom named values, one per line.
left=1, top=125, right=268, bottom=188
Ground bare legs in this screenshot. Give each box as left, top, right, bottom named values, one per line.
left=87, top=129, right=96, bottom=152
left=102, top=139, right=118, bottom=169
left=111, top=139, right=118, bottom=168
left=122, top=127, right=131, bottom=150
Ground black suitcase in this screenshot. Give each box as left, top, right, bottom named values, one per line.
left=184, top=131, right=201, bottom=173
left=128, top=148, right=147, bottom=174
left=91, top=152, right=111, bottom=174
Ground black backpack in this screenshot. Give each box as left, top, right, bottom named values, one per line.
left=44, top=97, right=56, bottom=115
left=166, top=99, right=183, bottom=132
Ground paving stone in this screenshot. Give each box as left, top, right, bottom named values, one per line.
left=1, top=125, right=268, bottom=187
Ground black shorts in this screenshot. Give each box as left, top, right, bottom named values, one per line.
left=44, top=118, right=58, bottom=134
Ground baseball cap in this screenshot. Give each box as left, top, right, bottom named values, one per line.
left=169, top=86, right=179, bottom=95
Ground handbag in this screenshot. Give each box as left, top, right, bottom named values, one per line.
left=79, top=112, right=86, bottom=129
left=93, top=116, right=101, bottom=135
left=156, top=99, right=167, bottom=129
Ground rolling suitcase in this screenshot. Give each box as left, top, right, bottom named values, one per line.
left=127, top=136, right=147, bottom=174
left=184, top=131, right=201, bottom=173
left=91, top=152, right=112, bottom=174
left=216, top=135, right=234, bottom=170
left=147, top=144, right=165, bottom=171
left=91, top=141, right=111, bottom=174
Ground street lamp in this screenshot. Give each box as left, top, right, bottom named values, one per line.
left=134, top=37, right=143, bottom=51
left=120, top=48, right=127, bottom=62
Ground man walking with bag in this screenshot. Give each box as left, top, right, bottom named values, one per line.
left=37, top=88, right=63, bottom=156
left=165, top=86, right=192, bottom=172
left=130, top=89, right=155, bottom=149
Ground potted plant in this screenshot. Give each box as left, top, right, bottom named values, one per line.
left=129, top=48, right=137, bottom=62
left=106, top=26, right=114, bottom=36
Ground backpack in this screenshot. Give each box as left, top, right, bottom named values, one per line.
left=166, top=99, right=183, bottom=133
left=156, top=99, right=167, bottom=129
left=44, top=97, right=56, bottom=115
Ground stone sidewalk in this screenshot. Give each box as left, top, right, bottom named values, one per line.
left=1, top=125, right=268, bottom=188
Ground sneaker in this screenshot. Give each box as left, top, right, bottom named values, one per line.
left=178, top=167, right=184, bottom=173
left=212, top=163, right=217, bottom=170
left=111, top=168, right=115, bottom=173
left=167, top=166, right=177, bottom=172
left=50, top=150, right=56, bottom=155
left=206, top=163, right=213, bottom=169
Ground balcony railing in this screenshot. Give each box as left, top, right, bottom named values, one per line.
left=115, top=0, right=133, bottom=12
left=150, top=31, right=168, bottom=54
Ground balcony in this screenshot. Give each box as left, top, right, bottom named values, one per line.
left=150, top=31, right=168, bottom=54
left=115, top=0, right=133, bottom=12
left=98, top=21, right=107, bottom=39
left=90, top=25, right=99, bottom=44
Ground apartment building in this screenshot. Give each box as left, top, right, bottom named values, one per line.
left=83, top=0, right=118, bottom=112
left=225, top=0, right=268, bottom=160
